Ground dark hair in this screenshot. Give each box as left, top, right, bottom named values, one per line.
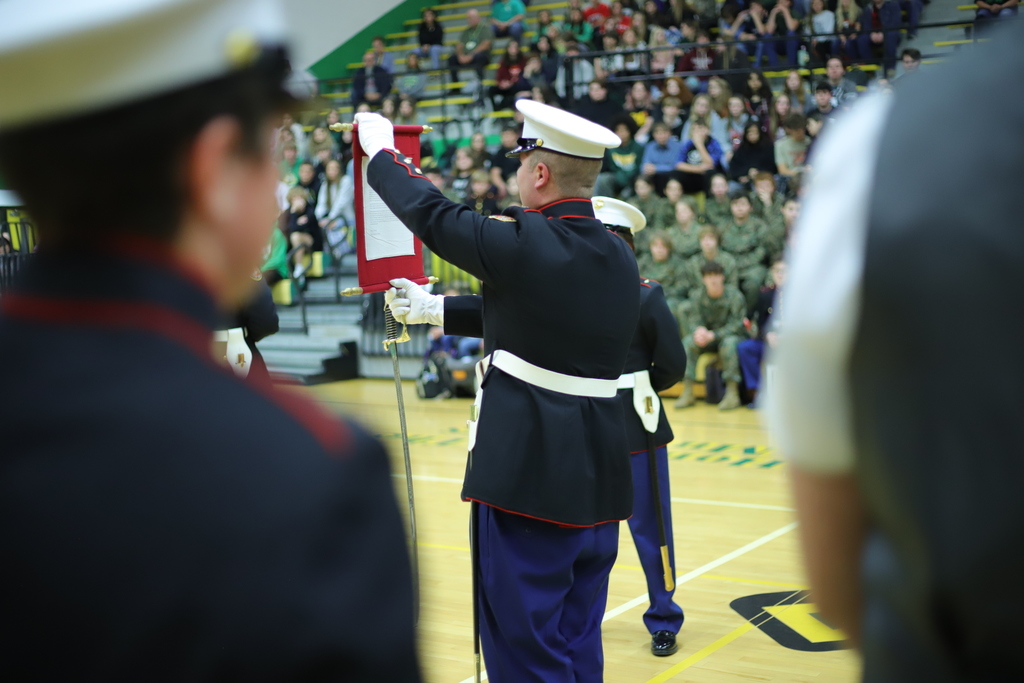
left=701, top=260, right=725, bottom=276
left=611, top=114, right=639, bottom=137
left=901, top=48, right=922, bottom=61
left=783, top=112, right=807, bottom=131
left=652, top=121, right=671, bottom=134
left=372, top=35, right=386, bottom=44
left=729, top=190, right=751, bottom=203
left=814, top=81, right=832, bottom=93
left=607, top=225, right=635, bottom=252
left=0, top=51, right=294, bottom=246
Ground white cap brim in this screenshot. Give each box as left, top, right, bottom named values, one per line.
left=0, top=0, right=289, bottom=129
left=592, top=196, right=646, bottom=234
left=508, top=99, right=621, bottom=160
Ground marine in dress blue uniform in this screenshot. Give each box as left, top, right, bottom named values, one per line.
left=594, top=197, right=688, bottom=656
left=359, top=101, right=640, bottom=681
left=0, top=2, right=420, bottom=680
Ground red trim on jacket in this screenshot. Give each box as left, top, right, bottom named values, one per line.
left=1, top=295, right=349, bottom=454
left=629, top=443, right=669, bottom=455
left=383, top=149, right=432, bottom=182
left=535, top=197, right=592, bottom=211
left=462, top=497, right=629, bottom=527
left=110, top=237, right=218, bottom=300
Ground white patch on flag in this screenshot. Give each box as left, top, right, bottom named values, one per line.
left=361, top=157, right=415, bottom=261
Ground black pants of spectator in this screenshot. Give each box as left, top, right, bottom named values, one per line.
left=489, top=77, right=531, bottom=111
left=675, top=170, right=711, bottom=195
left=291, top=225, right=324, bottom=253
left=651, top=170, right=710, bottom=195
left=448, top=52, right=490, bottom=89
left=263, top=270, right=285, bottom=288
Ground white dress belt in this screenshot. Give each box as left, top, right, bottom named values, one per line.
left=488, top=349, right=619, bottom=398
left=617, top=371, right=644, bottom=389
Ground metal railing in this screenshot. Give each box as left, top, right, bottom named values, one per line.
left=556, top=17, right=997, bottom=108
left=0, top=216, right=35, bottom=296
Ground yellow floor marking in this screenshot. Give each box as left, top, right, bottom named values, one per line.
left=645, top=621, right=757, bottom=682
left=645, top=592, right=807, bottom=682
left=702, top=574, right=807, bottom=590
left=419, top=542, right=471, bottom=552
left=763, top=602, right=847, bottom=643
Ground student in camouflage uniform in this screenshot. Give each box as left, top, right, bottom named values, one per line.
left=763, top=197, right=799, bottom=269
left=637, top=231, right=689, bottom=332
left=749, top=172, right=786, bottom=232
left=629, top=176, right=672, bottom=252
left=663, top=197, right=703, bottom=261
left=720, top=192, right=768, bottom=311
left=704, top=173, right=732, bottom=229
left=684, top=226, right=738, bottom=292
left=674, top=261, right=747, bottom=411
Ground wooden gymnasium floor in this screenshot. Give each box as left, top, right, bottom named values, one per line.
left=305, top=378, right=860, bottom=683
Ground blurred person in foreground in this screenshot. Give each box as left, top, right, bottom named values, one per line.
left=768, top=24, right=1024, bottom=682
left=0, top=1, right=420, bottom=680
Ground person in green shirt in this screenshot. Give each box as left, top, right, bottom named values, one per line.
left=491, top=0, right=526, bottom=41
left=704, top=173, right=732, bottom=230
left=764, top=197, right=798, bottom=269
left=663, top=196, right=702, bottom=261
left=278, top=142, right=301, bottom=187
left=564, top=7, right=594, bottom=48
left=684, top=226, right=738, bottom=292
left=637, top=231, right=687, bottom=306
left=448, top=9, right=493, bottom=93
left=260, top=227, right=289, bottom=287
left=595, top=116, right=644, bottom=200
left=628, top=176, right=671, bottom=251
left=720, top=192, right=768, bottom=311
left=749, top=171, right=786, bottom=232
left=675, top=261, right=747, bottom=411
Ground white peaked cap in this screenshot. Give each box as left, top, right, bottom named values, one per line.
left=0, top=0, right=289, bottom=130
left=509, top=99, right=621, bottom=159
left=592, top=196, right=646, bottom=234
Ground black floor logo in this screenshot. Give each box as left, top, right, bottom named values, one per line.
left=730, top=590, right=849, bottom=652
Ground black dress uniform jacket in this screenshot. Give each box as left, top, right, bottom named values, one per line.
left=849, top=25, right=1024, bottom=681
left=0, top=246, right=420, bottom=682
left=368, top=150, right=640, bottom=527
left=617, top=279, right=687, bottom=453
left=228, top=280, right=278, bottom=385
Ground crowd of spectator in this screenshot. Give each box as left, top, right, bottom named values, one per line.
left=271, top=0, right=1011, bottom=402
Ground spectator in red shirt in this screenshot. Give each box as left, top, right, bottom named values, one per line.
left=584, top=0, right=612, bottom=25
left=489, top=39, right=531, bottom=111
left=675, top=30, right=717, bottom=93
left=607, top=1, right=632, bottom=34
left=857, top=0, right=901, bottom=73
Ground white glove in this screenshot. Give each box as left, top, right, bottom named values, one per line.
left=385, top=278, right=444, bottom=326
left=353, top=112, right=395, bottom=159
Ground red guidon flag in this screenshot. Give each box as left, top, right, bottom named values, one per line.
left=351, top=125, right=432, bottom=294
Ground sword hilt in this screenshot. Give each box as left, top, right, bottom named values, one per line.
left=385, top=307, right=400, bottom=342
left=383, top=301, right=410, bottom=349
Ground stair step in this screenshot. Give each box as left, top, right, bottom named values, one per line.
left=256, top=335, right=343, bottom=353
left=431, top=0, right=490, bottom=11
left=404, top=10, right=490, bottom=27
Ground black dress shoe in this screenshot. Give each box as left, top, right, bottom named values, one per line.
left=651, top=630, right=678, bottom=656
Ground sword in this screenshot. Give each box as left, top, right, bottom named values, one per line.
left=470, top=500, right=482, bottom=683
left=646, top=417, right=675, bottom=592
left=384, top=304, right=419, bottom=625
